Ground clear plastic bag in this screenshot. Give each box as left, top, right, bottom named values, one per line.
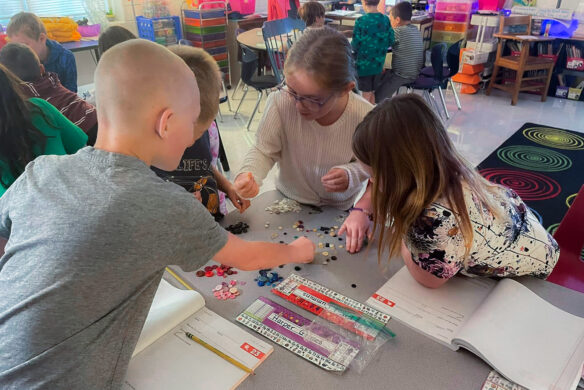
left=303, top=301, right=395, bottom=374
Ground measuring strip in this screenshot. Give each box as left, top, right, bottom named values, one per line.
left=272, top=274, right=391, bottom=340
left=236, top=297, right=359, bottom=372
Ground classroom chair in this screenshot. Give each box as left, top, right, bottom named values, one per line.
left=546, top=185, right=584, bottom=293
left=486, top=15, right=555, bottom=106
left=262, top=18, right=306, bottom=84
left=405, top=43, right=451, bottom=121
left=421, top=39, right=463, bottom=111
left=233, top=46, right=279, bottom=130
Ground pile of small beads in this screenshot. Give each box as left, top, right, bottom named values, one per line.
left=212, top=279, right=245, bottom=300
left=225, top=222, right=249, bottom=235
left=255, top=269, right=283, bottom=287
left=195, top=264, right=238, bottom=278
left=265, top=198, right=301, bottom=214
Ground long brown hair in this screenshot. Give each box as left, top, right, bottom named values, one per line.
left=352, top=94, right=501, bottom=261
left=284, top=27, right=356, bottom=92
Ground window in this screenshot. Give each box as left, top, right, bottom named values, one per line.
left=0, top=0, right=90, bottom=28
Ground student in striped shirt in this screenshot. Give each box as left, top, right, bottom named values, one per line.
left=375, top=2, right=424, bottom=101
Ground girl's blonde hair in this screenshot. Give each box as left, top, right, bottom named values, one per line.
left=352, top=94, right=503, bottom=262
left=284, top=27, right=356, bottom=92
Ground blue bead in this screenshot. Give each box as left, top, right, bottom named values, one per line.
left=257, top=280, right=266, bottom=287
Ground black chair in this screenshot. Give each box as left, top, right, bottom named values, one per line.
left=233, top=45, right=279, bottom=130
left=405, top=43, right=450, bottom=120
left=420, top=39, right=463, bottom=111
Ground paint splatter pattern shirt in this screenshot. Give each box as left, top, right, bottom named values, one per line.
left=405, top=185, right=559, bottom=279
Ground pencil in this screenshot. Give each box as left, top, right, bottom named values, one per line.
left=165, top=267, right=193, bottom=291
left=184, top=332, right=255, bottom=375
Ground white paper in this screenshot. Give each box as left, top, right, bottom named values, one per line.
left=454, top=279, right=584, bottom=390
left=366, top=266, right=496, bottom=349
left=132, top=279, right=205, bottom=357
left=124, top=307, right=273, bottom=390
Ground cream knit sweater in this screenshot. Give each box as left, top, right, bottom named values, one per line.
left=238, top=90, right=373, bottom=210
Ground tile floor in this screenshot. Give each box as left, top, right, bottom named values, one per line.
left=216, top=86, right=584, bottom=208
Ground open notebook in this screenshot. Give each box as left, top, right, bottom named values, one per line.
left=122, top=279, right=273, bottom=390
left=366, top=267, right=584, bottom=390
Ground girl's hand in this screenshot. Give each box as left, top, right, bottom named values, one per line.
left=288, top=237, right=316, bottom=263
left=321, top=168, right=349, bottom=192
left=226, top=185, right=251, bottom=213
left=234, top=172, right=259, bottom=199
left=338, top=210, right=372, bottom=253
left=193, top=190, right=202, bottom=203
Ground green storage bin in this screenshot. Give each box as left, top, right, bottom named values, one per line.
left=184, top=24, right=226, bottom=35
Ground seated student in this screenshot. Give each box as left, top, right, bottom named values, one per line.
left=0, top=40, right=314, bottom=388
left=375, top=2, right=424, bottom=101
left=351, top=0, right=393, bottom=103
left=234, top=27, right=373, bottom=215
left=7, top=12, right=78, bottom=93
left=341, top=94, right=559, bottom=286
left=298, top=1, right=326, bottom=28
left=153, top=45, right=249, bottom=219
left=98, top=25, right=137, bottom=56
left=0, top=42, right=98, bottom=145
left=0, top=64, right=87, bottom=197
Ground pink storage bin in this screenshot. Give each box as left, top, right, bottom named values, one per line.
left=77, top=24, right=101, bottom=37
left=230, top=0, right=255, bottom=14
left=477, top=0, right=504, bottom=11
left=435, top=2, right=473, bottom=13
left=435, top=11, right=470, bottom=22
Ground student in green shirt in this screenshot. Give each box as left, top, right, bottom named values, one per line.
left=0, top=64, right=87, bottom=197
left=351, top=0, right=394, bottom=104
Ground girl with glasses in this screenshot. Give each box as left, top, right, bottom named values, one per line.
left=234, top=27, right=373, bottom=238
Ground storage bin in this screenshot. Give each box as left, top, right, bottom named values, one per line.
left=183, top=17, right=225, bottom=27
left=136, top=16, right=182, bottom=44
left=431, top=30, right=466, bottom=43
left=435, top=11, right=470, bottom=23
left=183, top=9, right=225, bottom=19
left=188, top=38, right=227, bottom=48
left=435, top=1, right=474, bottom=13
left=477, top=0, right=504, bottom=11
left=78, top=24, right=101, bottom=37
left=433, top=21, right=468, bottom=32
left=184, top=24, right=226, bottom=35
left=566, top=57, right=584, bottom=71
left=185, top=32, right=226, bottom=42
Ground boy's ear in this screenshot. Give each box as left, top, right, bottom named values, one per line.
left=154, top=108, right=173, bottom=139
left=344, top=81, right=356, bottom=94
left=38, top=32, right=47, bottom=44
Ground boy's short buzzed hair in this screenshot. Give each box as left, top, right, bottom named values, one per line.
left=168, top=45, right=221, bottom=125
left=364, top=0, right=381, bottom=7
left=391, top=2, right=413, bottom=21
left=0, top=42, right=42, bottom=82
left=298, top=1, right=325, bottom=27
left=7, top=12, right=47, bottom=40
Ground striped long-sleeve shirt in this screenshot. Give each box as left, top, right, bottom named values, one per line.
left=392, top=24, right=424, bottom=79
left=237, top=91, right=373, bottom=209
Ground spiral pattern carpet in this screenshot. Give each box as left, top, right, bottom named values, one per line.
left=478, top=123, right=584, bottom=232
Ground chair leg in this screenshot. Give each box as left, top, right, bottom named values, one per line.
left=234, top=87, right=249, bottom=118
left=450, top=79, right=462, bottom=110
left=216, top=123, right=230, bottom=172
left=217, top=105, right=223, bottom=122
left=486, top=65, right=499, bottom=96
left=541, top=65, right=554, bottom=102
left=437, top=86, right=450, bottom=120
left=231, top=79, right=243, bottom=100
left=222, top=80, right=232, bottom=112
left=511, top=70, right=522, bottom=106
left=428, top=90, right=443, bottom=120
left=246, top=90, right=263, bottom=130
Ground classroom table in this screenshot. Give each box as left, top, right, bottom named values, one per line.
left=167, top=190, right=584, bottom=390
left=236, top=28, right=267, bottom=50
left=62, top=39, right=100, bottom=63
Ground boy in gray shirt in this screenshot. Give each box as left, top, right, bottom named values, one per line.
left=0, top=40, right=314, bottom=389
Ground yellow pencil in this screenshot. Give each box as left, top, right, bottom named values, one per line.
left=165, top=267, right=194, bottom=291
left=184, top=332, right=255, bottom=375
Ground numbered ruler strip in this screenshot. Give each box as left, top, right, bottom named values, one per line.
left=272, top=274, right=391, bottom=323
left=236, top=297, right=360, bottom=372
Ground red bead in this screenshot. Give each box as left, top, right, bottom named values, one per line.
left=196, top=270, right=205, bottom=277
left=205, top=271, right=214, bottom=277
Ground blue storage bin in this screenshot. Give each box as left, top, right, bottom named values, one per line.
left=136, top=16, right=182, bottom=45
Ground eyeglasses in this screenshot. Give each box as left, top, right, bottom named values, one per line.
left=276, top=82, right=335, bottom=111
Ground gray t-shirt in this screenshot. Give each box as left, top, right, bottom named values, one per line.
left=391, top=24, right=424, bottom=80
left=0, top=147, right=228, bottom=389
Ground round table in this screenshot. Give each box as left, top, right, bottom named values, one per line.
left=236, top=28, right=267, bottom=50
